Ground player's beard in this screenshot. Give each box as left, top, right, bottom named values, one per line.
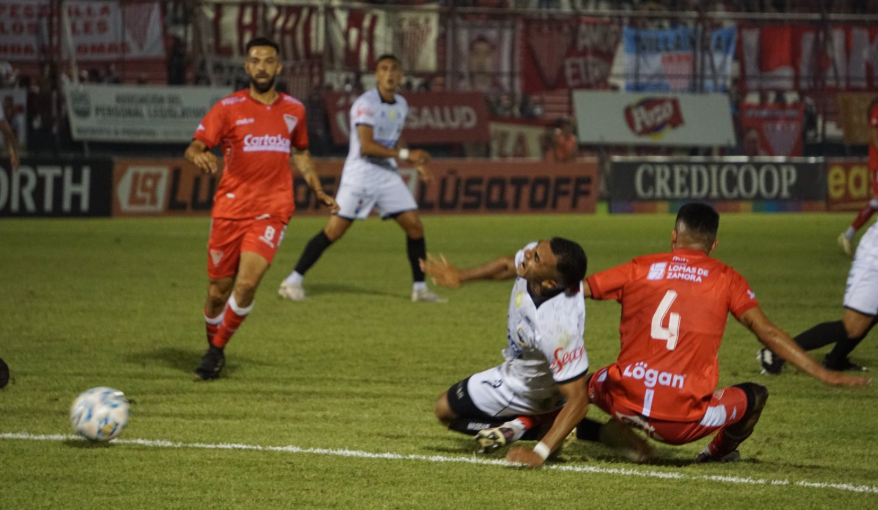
left=250, top=75, right=276, bottom=94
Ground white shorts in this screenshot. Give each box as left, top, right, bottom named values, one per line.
left=465, top=366, right=566, bottom=418
left=335, top=171, right=417, bottom=220
left=844, top=253, right=878, bottom=316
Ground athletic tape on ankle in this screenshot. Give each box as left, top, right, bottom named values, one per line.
left=533, top=441, right=551, bottom=460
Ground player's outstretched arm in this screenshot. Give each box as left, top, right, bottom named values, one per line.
left=291, top=148, right=339, bottom=213
left=738, top=307, right=871, bottom=387
left=184, top=140, right=219, bottom=174
left=420, top=253, right=516, bottom=288
left=506, top=377, right=590, bottom=468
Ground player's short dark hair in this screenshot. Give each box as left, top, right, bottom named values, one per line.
left=375, top=54, right=400, bottom=68
left=676, top=202, right=720, bottom=247
left=246, top=37, right=280, bottom=55
left=550, top=237, right=587, bottom=292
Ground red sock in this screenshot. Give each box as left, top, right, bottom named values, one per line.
left=212, top=295, right=253, bottom=349
left=205, top=308, right=224, bottom=346
left=851, top=202, right=878, bottom=231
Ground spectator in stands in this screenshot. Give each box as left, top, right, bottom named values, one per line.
left=741, top=127, right=766, bottom=157
left=520, top=94, right=544, bottom=120
left=104, top=64, right=121, bottom=84
left=544, top=116, right=579, bottom=162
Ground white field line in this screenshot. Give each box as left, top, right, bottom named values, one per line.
left=3, top=432, right=877, bottom=495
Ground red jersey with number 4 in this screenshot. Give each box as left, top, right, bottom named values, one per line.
left=586, top=248, right=758, bottom=422
left=869, top=102, right=878, bottom=171
left=193, top=90, right=308, bottom=220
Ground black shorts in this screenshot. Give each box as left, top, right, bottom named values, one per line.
left=446, top=376, right=492, bottom=420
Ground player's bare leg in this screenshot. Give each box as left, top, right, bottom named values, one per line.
left=196, top=252, right=270, bottom=381
left=696, top=383, right=768, bottom=463
left=280, top=216, right=353, bottom=301
left=204, top=276, right=234, bottom=345
left=395, top=210, right=445, bottom=302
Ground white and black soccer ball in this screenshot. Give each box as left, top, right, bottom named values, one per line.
left=69, top=387, right=130, bottom=441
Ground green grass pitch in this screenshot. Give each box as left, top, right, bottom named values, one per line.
left=1, top=212, right=876, bottom=509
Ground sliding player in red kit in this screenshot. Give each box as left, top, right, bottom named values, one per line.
left=185, top=37, right=337, bottom=380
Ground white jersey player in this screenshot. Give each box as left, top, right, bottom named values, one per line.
left=759, top=219, right=878, bottom=374
left=278, top=54, right=443, bottom=303
left=433, top=239, right=591, bottom=461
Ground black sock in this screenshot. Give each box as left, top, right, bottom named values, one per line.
left=294, top=231, right=333, bottom=275
left=448, top=418, right=505, bottom=436
left=407, top=236, right=426, bottom=282
left=575, top=418, right=604, bottom=442
left=824, top=319, right=875, bottom=364
left=794, top=321, right=848, bottom=351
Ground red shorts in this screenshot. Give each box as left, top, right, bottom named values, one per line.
left=588, top=367, right=748, bottom=446
left=207, top=216, right=287, bottom=279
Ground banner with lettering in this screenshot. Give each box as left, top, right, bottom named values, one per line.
left=572, top=91, right=736, bottom=147
left=739, top=103, right=805, bottom=157
left=623, top=26, right=736, bottom=92
left=66, top=85, right=232, bottom=143
left=111, top=158, right=599, bottom=216
left=0, top=0, right=165, bottom=61
left=739, top=24, right=878, bottom=91
left=826, top=159, right=873, bottom=212
left=325, top=91, right=490, bottom=145
left=520, top=17, right=620, bottom=93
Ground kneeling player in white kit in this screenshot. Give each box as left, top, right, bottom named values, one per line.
left=279, top=54, right=443, bottom=302
left=760, top=219, right=878, bottom=374
left=434, top=239, right=594, bottom=463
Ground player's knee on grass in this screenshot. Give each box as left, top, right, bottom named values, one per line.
left=434, top=392, right=456, bottom=426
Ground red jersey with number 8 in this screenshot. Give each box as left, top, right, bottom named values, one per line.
left=586, top=248, right=758, bottom=422
left=193, top=90, right=308, bottom=220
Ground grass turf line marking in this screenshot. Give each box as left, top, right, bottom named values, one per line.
left=3, top=432, right=877, bottom=495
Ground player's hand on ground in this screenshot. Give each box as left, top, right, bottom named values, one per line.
left=822, top=370, right=871, bottom=387
left=316, top=191, right=340, bottom=214
left=420, top=253, right=461, bottom=288
left=193, top=151, right=219, bottom=174
left=506, top=446, right=545, bottom=468
left=415, top=164, right=432, bottom=185
left=407, top=149, right=430, bottom=165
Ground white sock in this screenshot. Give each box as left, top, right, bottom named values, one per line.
left=504, top=418, right=527, bottom=442
left=284, top=271, right=304, bottom=287
left=845, top=226, right=856, bottom=240
left=413, top=281, right=427, bottom=292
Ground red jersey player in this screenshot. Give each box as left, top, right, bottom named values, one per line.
left=185, top=37, right=338, bottom=380
left=422, top=203, right=870, bottom=468
left=839, top=98, right=878, bottom=255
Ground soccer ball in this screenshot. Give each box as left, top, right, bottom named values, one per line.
left=69, top=387, right=130, bottom=441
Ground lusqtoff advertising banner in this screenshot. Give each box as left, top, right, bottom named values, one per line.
left=66, top=85, right=232, bottom=143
